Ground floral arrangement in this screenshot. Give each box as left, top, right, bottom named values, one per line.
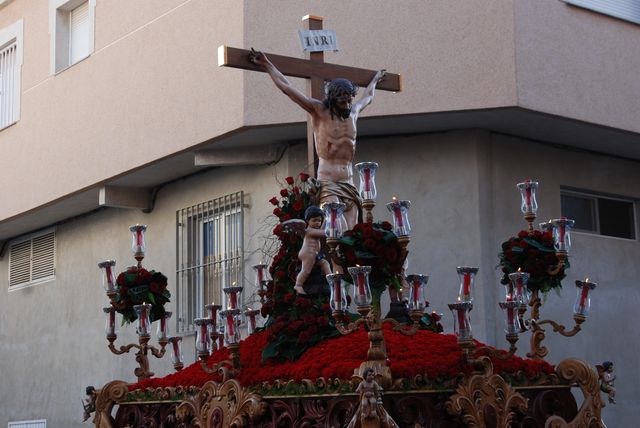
left=261, top=173, right=339, bottom=361
left=128, top=324, right=555, bottom=393
left=337, top=221, right=404, bottom=303
left=498, top=230, right=568, bottom=293
left=114, top=267, right=171, bottom=323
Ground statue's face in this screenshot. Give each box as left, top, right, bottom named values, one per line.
left=366, top=371, right=374, bottom=381
left=333, top=90, right=353, bottom=112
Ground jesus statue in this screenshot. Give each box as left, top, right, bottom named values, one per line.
left=249, top=49, right=385, bottom=229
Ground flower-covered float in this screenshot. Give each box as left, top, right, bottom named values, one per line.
left=88, top=173, right=607, bottom=428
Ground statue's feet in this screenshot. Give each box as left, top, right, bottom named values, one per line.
left=294, top=284, right=307, bottom=295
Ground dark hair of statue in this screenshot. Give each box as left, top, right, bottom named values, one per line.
left=304, top=205, right=324, bottom=221
left=323, top=78, right=358, bottom=120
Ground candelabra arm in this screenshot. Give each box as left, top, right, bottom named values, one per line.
left=146, top=341, right=167, bottom=359
left=526, top=320, right=549, bottom=360
left=536, top=314, right=585, bottom=338
left=107, top=338, right=141, bottom=355
left=382, top=317, right=420, bottom=336
left=335, top=318, right=366, bottom=335
left=198, top=357, right=237, bottom=382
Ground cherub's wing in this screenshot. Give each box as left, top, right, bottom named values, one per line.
left=281, top=219, right=306, bottom=237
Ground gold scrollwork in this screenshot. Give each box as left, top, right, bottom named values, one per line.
left=445, top=362, right=528, bottom=427
left=93, top=380, right=129, bottom=428
left=175, top=379, right=266, bottom=428
left=544, top=358, right=607, bottom=428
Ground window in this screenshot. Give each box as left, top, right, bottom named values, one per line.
left=0, top=19, right=23, bottom=129
left=8, top=230, right=56, bottom=289
left=562, top=0, right=640, bottom=25
left=8, top=421, right=46, bottom=428
left=561, top=189, right=636, bottom=239
left=50, top=0, right=96, bottom=73
left=176, top=192, right=244, bottom=333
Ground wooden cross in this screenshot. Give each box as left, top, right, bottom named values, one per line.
left=218, top=15, right=402, bottom=176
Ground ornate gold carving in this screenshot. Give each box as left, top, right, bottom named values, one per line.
left=446, top=360, right=528, bottom=427
left=544, top=358, right=607, bottom=428
left=93, top=380, right=128, bottom=428
left=175, top=379, right=266, bottom=427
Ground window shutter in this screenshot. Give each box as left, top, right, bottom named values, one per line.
left=564, top=0, right=640, bottom=25
left=32, top=232, right=56, bottom=281
left=9, top=240, right=30, bottom=286
left=8, top=231, right=55, bottom=287
left=69, top=1, right=89, bottom=64
left=0, top=40, right=17, bottom=128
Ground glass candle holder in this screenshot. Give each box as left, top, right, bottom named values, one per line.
left=252, top=263, right=268, bottom=289
left=355, top=162, right=378, bottom=200
left=574, top=279, right=597, bottom=316
left=133, top=303, right=152, bottom=337
left=327, top=273, right=348, bottom=312
left=499, top=301, right=521, bottom=335
left=517, top=179, right=539, bottom=214
left=98, top=260, right=117, bottom=294
left=221, top=309, right=241, bottom=345
left=323, top=202, right=347, bottom=239
left=348, top=266, right=373, bottom=307
left=217, top=324, right=225, bottom=349
left=507, top=271, right=531, bottom=304
left=456, top=266, right=479, bottom=303
left=194, top=318, right=211, bottom=354
left=244, top=308, right=260, bottom=335
left=205, top=303, right=221, bottom=334
left=406, top=274, right=429, bottom=311
left=386, top=198, right=411, bottom=236
left=539, top=221, right=554, bottom=233
left=223, top=284, right=243, bottom=310
left=129, top=224, right=147, bottom=259
left=168, top=336, right=184, bottom=367
left=157, top=311, right=171, bottom=341
left=448, top=301, right=473, bottom=340
left=103, top=306, right=118, bottom=339
left=551, top=217, right=575, bottom=253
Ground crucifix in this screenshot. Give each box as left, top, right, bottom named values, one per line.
left=218, top=15, right=401, bottom=229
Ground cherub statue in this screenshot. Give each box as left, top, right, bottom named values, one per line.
left=81, top=386, right=96, bottom=422
left=597, top=361, right=616, bottom=404
left=357, top=368, right=383, bottom=419
left=282, top=205, right=332, bottom=295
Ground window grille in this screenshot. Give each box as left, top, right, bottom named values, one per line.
left=176, top=191, right=244, bottom=333
left=0, top=39, right=17, bottom=128
left=9, top=230, right=56, bottom=288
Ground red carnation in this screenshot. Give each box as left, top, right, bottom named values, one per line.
left=269, top=197, right=279, bottom=206
left=299, top=172, right=310, bottom=182
left=285, top=176, right=295, bottom=185
left=280, top=189, right=289, bottom=197
left=298, top=331, right=311, bottom=344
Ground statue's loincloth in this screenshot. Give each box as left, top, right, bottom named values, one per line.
left=313, top=179, right=362, bottom=221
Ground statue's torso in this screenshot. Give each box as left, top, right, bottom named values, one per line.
left=313, top=110, right=357, bottom=183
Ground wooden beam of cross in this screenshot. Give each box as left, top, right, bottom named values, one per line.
left=218, top=15, right=402, bottom=177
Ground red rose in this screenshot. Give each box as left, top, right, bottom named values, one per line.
left=299, top=172, right=310, bottom=182
left=149, top=282, right=159, bottom=293
left=281, top=214, right=292, bottom=221
left=269, top=197, right=279, bottom=206
left=285, top=176, right=295, bottom=185
left=292, top=186, right=300, bottom=195
left=364, top=238, right=376, bottom=249
left=117, top=273, right=125, bottom=286
left=518, top=230, right=528, bottom=238
left=283, top=293, right=295, bottom=303
left=273, top=208, right=282, bottom=217
left=280, top=189, right=289, bottom=197
left=275, top=270, right=286, bottom=279
left=293, top=201, right=304, bottom=212
left=119, top=286, right=128, bottom=295
left=518, top=241, right=528, bottom=248
left=381, top=221, right=392, bottom=231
